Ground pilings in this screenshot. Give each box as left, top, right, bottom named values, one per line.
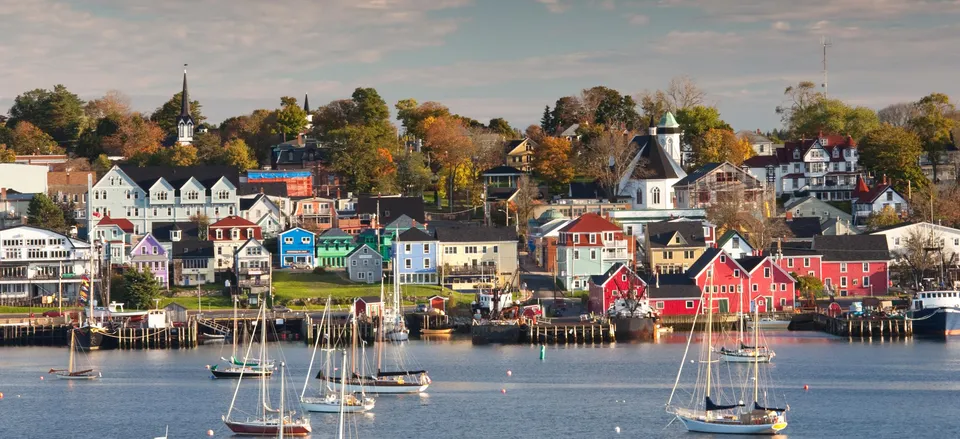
left=0, top=319, right=199, bottom=348
left=527, top=323, right=614, bottom=344
left=794, top=313, right=913, bottom=338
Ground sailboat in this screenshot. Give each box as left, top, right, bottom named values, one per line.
left=301, top=298, right=375, bottom=413
left=384, top=236, right=409, bottom=342
left=666, top=275, right=788, bottom=435
left=211, top=295, right=274, bottom=379
left=318, top=298, right=430, bottom=394
left=720, top=285, right=775, bottom=363
left=222, top=299, right=311, bottom=436
left=49, top=328, right=100, bottom=380
left=222, top=296, right=275, bottom=367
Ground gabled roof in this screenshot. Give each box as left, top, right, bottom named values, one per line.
left=589, top=263, right=645, bottom=288
left=482, top=165, right=523, bottom=176
left=357, top=296, right=381, bottom=304
left=737, top=256, right=765, bottom=273
left=646, top=274, right=702, bottom=299
left=567, top=181, right=613, bottom=200
left=783, top=217, right=823, bottom=239
left=559, top=124, right=580, bottom=137
left=236, top=238, right=266, bottom=253
left=813, top=235, right=890, bottom=261
left=239, top=194, right=265, bottom=211
left=647, top=221, right=706, bottom=248
left=558, top=213, right=621, bottom=234
left=237, top=182, right=289, bottom=197
left=397, top=227, right=435, bottom=242
left=318, top=228, right=351, bottom=239
left=673, top=163, right=722, bottom=186
left=171, top=240, right=213, bottom=258
left=737, top=130, right=772, bottom=144
left=628, top=134, right=684, bottom=180
left=280, top=227, right=315, bottom=238
left=209, top=216, right=258, bottom=228
left=432, top=223, right=517, bottom=243
left=151, top=222, right=199, bottom=241
left=857, top=183, right=900, bottom=204
left=346, top=243, right=378, bottom=258
left=742, top=155, right=779, bottom=167
left=96, top=215, right=134, bottom=234
left=716, top=229, right=751, bottom=249
left=383, top=214, right=426, bottom=232
left=356, top=196, right=425, bottom=224
left=687, top=248, right=745, bottom=280
left=117, top=165, right=239, bottom=195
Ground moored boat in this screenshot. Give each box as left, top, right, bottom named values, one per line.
left=49, top=328, right=100, bottom=380
left=909, top=290, right=960, bottom=337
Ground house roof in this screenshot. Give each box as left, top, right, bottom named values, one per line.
left=813, top=235, right=890, bottom=261
left=151, top=222, right=200, bottom=241
left=357, top=296, right=381, bottom=304
left=48, top=171, right=96, bottom=187
left=659, top=112, right=679, bottom=128
left=383, top=214, right=426, bottom=232
left=567, top=181, right=611, bottom=200
left=482, top=165, right=523, bottom=176
left=588, top=263, right=644, bottom=288
left=345, top=243, right=378, bottom=258
left=783, top=217, right=823, bottom=239
left=432, top=223, right=517, bottom=243
left=209, top=216, right=258, bottom=228
left=237, top=182, right=289, bottom=197
left=646, top=274, right=702, bottom=299
left=742, top=155, right=779, bottom=167
left=97, top=215, right=134, bottom=233
left=646, top=221, right=706, bottom=248
left=737, top=130, right=772, bottom=144
left=239, top=194, right=264, bottom=211
left=318, top=228, right=351, bottom=239
left=280, top=227, right=315, bottom=238
left=629, top=133, right=684, bottom=180
left=737, top=256, right=765, bottom=273
left=673, top=163, right=722, bottom=186
left=486, top=187, right=518, bottom=202
left=356, top=196, right=425, bottom=224
left=558, top=213, right=621, bottom=234
left=716, top=229, right=751, bottom=249
left=397, top=227, right=435, bottom=242
left=171, top=239, right=214, bottom=258
left=857, top=183, right=899, bottom=204
left=686, top=247, right=723, bottom=279
left=117, top=165, right=239, bottom=194
left=559, top=124, right=580, bottom=137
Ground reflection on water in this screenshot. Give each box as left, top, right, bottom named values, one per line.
left=0, top=333, right=959, bottom=438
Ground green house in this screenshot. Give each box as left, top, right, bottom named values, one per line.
left=315, top=228, right=357, bottom=268
left=356, top=229, right=392, bottom=263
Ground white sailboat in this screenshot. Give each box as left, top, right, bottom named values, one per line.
left=49, top=328, right=100, bottom=380
left=212, top=296, right=273, bottom=379
left=384, top=231, right=409, bottom=342
left=720, top=286, right=774, bottom=363
left=222, top=295, right=275, bottom=368
left=222, top=299, right=310, bottom=436
left=301, top=298, right=375, bottom=413
left=666, top=275, right=788, bottom=435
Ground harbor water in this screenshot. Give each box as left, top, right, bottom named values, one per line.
left=1, top=332, right=959, bottom=438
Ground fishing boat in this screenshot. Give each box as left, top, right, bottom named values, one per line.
left=420, top=327, right=455, bottom=335
left=222, top=299, right=310, bottom=436
left=909, top=290, right=960, bottom=337
left=301, top=298, right=375, bottom=413
left=49, top=328, right=100, bottom=380
left=719, top=287, right=774, bottom=363
left=666, top=275, right=788, bottom=435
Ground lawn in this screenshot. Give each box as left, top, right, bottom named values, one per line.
left=272, top=271, right=470, bottom=306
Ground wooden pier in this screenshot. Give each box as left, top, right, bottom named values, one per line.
left=790, top=313, right=912, bottom=338
left=527, top=322, right=615, bottom=344
left=0, top=319, right=200, bottom=348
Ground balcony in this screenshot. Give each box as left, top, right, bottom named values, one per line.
left=444, top=265, right=497, bottom=276
left=605, top=239, right=628, bottom=248
left=602, top=249, right=630, bottom=260
left=237, top=267, right=270, bottom=276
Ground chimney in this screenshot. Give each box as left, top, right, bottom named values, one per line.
left=785, top=211, right=793, bottom=221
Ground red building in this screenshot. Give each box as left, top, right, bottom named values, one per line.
left=587, top=263, right=646, bottom=314
left=354, top=296, right=383, bottom=317
left=773, top=235, right=890, bottom=297
left=427, top=295, right=449, bottom=313
left=246, top=170, right=314, bottom=198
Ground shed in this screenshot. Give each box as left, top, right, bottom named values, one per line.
left=427, top=295, right=449, bottom=313
left=163, top=302, right=189, bottom=323
left=354, top=296, right=383, bottom=317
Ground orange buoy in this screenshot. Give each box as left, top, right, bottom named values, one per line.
left=207, top=429, right=214, bottom=436
left=501, top=388, right=507, bottom=394
left=803, top=385, right=809, bottom=390
left=506, top=370, right=512, bottom=377
left=0, top=392, right=4, bottom=399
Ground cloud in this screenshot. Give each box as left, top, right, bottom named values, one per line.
left=771, top=21, right=791, bottom=31
left=535, top=0, right=570, bottom=13
left=661, top=0, right=960, bottom=22
left=652, top=31, right=744, bottom=53
left=628, top=14, right=650, bottom=25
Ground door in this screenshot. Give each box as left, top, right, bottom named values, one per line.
left=717, top=298, right=729, bottom=314
left=765, top=297, right=773, bottom=312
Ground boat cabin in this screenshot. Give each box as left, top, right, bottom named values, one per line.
left=913, top=290, right=960, bottom=311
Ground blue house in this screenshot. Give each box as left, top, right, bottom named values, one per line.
left=278, top=227, right=316, bottom=268
left=393, top=227, right=438, bottom=285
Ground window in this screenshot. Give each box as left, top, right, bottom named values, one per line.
left=351, top=260, right=357, bottom=267
left=231, top=229, right=240, bottom=240
left=301, top=237, right=310, bottom=244
left=405, top=258, right=412, bottom=269
left=781, top=283, right=787, bottom=291
left=721, top=285, right=727, bottom=293
left=167, top=208, right=172, bottom=216
left=444, top=247, right=458, bottom=254
left=358, top=272, right=365, bottom=279
left=246, top=228, right=253, bottom=239
left=662, top=251, right=673, bottom=259
left=787, top=258, right=794, bottom=268
left=424, top=243, right=430, bottom=254
left=684, top=250, right=694, bottom=259
left=141, top=247, right=147, bottom=255
left=152, top=246, right=158, bottom=255
left=284, top=237, right=293, bottom=244
left=217, top=190, right=230, bottom=200
left=886, top=192, right=893, bottom=201
left=574, top=250, right=580, bottom=260
left=216, top=230, right=223, bottom=240
left=636, top=189, right=642, bottom=205
left=840, top=263, right=847, bottom=273
left=651, top=187, right=661, bottom=205
left=656, top=301, right=664, bottom=309
left=685, top=301, right=694, bottom=309
left=803, top=258, right=810, bottom=267
left=424, top=258, right=431, bottom=269
left=840, top=277, right=847, bottom=287
left=720, top=255, right=726, bottom=263
left=863, top=276, right=869, bottom=286
left=862, top=262, right=869, bottom=272
left=955, top=238, right=959, bottom=246
left=590, top=249, right=597, bottom=260
left=752, top=284, right=758, bottom=292
left=733, top=269, right=740, bottom=278
left=573, top=234, right=580, bottom=244
left=732, top=237, right=740, bottom=249
left=764, top=267, right=771, bottom=278
left=155, top=191, right=168, bottom=201
left=589, top=234, right=596, bottom=244
left=187, top=191, right=199, bottom=201
left=894, top=237, right=900, bottom=245
left=675, top=236, right=681, bottom=244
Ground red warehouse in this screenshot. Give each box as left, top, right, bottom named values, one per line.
left=587, top=263, right=646, bottom=314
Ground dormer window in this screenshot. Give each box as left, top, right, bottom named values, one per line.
left=832, top=148, right=839, bottom=158
left=231, top=228, right=240, bottom=240
left=186, top=191, right=199, bottom=201
left=171, top=230, right=181, bottom=241
left=217, top=190, right=230, bottom=200
left=246, top=228, right=253, bottom=239
left=793, top=149, right=800, bottom=159
left=155, top=191, right=168, bottom=201
left=216, top=229, right=223, bottom=240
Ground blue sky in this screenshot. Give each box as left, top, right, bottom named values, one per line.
left=1, top=0, right=958, bottom=132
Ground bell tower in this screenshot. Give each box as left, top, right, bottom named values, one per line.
left=657, top=111, right=681, bottom=164
left=176, top=64, right=195, bottom=145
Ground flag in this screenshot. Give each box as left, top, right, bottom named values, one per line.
left=79, top=275, right=90, bottom=305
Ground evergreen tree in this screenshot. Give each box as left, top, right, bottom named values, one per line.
left=27, top=193, right=67, bottom=233
left=540, top=105, right=554, bottom=133
left=119, top=267, right=162, bottom=309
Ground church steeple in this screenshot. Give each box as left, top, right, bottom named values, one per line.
left=303, top=92, right=314, bottom=130
left=176, top=64, right=195, bottom=145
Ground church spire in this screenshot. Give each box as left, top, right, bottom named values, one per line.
left=303, top=93, right=310, bottom=113
left=176, top=64, right=195, bottom=145
left=180, top=65, right=190, bottom=118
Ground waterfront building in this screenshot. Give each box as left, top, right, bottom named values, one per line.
left=646, top=273, right=702, bottom=315
left=208, top=216, right=262, bottom=271
left=315, top=228, right=356, bottom=268
left=556, top=213, right=633, bottom=291
left=645, top=220, right=713, bottom=274
left=87, top=165, right=240, bottom=235
left=239, top=193, right=283, bottom=238
left=870, top=223, right=960, bottom=273
left=742, top=134, right=858, bottom=200
left=278, top=227, right=316, bottom=268
left=434, top=223, right=518, bottom=292
left=292, top=196, right=336, bottom=231
left=171, top=239, right=214, bottom=286
left=587, top=263, right=646, bottom=314
left=345, top=244, right=382, bottom=284
left=773, top=235, right=890, bottom=297
left=92, top=215, right=135, bottom=266
left=234, top=238, right=271, bottom=295
left=354, top=296, right=383, bottom=317
left=0, top=225, right=92, bottom=302
left=129, top=233, right=169, bottom=289
left=393, top=227, right=438, bottom=285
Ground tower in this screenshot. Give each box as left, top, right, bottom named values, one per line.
left=303, top=93, right=313, bottom=130
left=176, top=65, right=195, bottom=145
left=657, top=111, right=681, bottom=164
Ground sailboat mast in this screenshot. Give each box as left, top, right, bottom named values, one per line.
left=68, top=329, right=76, bottom=373
left=88, top=241, right=95, bottom=325
left=233, top=296, right=239, bottom=359
left=260, top=297, right=268, bottom=416
left=301, top=297, right=329, bottom=400
left=753, top=297, right=760, bottom=403
left=705, top=273, right=713, bottom=399
left=738, top=277, right=744, bottom=345
left=337, top=351, right=347, bottom=439
left=279, top=362, right=285, bottom=439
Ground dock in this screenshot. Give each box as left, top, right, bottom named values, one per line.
left=0, top=319, right=201, bottom=349
left=789, top=313, right=913, bottom=337
left=527, top=321, right=615, bottom=344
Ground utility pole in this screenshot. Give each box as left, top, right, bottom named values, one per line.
left=821, top=36, right=832, bottom=99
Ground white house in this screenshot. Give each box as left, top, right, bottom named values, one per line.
left=0, top=225, right=93, bottom=301
left=870, top=222, right=960, bottom=267
left=619, top=113, right=686, bottom=210
left=852, top=176, right=909, bottom=222
left=233, top=238, right=271, bottom=293
left=742, top=134, right=859, bottom=201
left=784, top=196, right=853, bottom=224
left=736, top=130, right=776, bottom=157
left=717, top=229, right=754, bottom=259
left=240, top=194, right=283, bottom=238
left=434, top=224, right=518, bottom=291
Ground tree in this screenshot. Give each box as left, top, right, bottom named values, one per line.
left=549, top=96, right=586, bottom=133
left=878, top=102, right=918, bottom=128
left=329, top=124, right=396, bottom=193
left=190, top=213, right=210, bottom=241
left=8, top=121, right=63, bottom=155
left=84, top=90, right=131, bottom=121
left=775, top=82, right=879, bottom=140
left=582, top=86, right=639, bottom=130
left=675, top=106, right=731, bottom=158
left=665, top=75, right=707, bottom=111
left=532, top=137, right=575, bottom=192
left=274, top=96, right=307, bottom=140
left=119, top=267, right=162, bottom=309
left=220, top=109, right=279, bottom=165
left=909, top=93, right=956, bottom=182
left=0, top=145, right=15, bottom=163
left=150, top=91, right=205, bottom=136
left=424, top=116, right=473, bottom=207
left=707, top=190, right=790, bottom=250
left=395, top=151, right=432, bottom=196
left=101, top=114, right=164, bottom=158
left=509, top=174, right=542, bottom=237
left=694, top=128, right=755, bottom=167
left=525, top=125, right=546, bottom=143
left=637, top=89, right=669, bottom=122
left=7, top=84, right=86, bottom=142
left=794, top=274, right=825, bottom=298
left=540, top=106, right=554, bottom=133
left=27, top=193, right=67, bottom=233
left=395, top=99, right=450, bottom=139
left=216, top=139, right=259, bottom=171
left=858, top=124, right=927, bottom=193
left=488, top=118, right=515, bottom=138
left=92, top=154, right=113, bottom=176
left=896, top=227, right=943, bottom=289
left=313, top=99, right=360, bottom=139
left=865, top=205, right=903, bottom=231
left=153, top=143, right=199, bottom=167
left=352, top=87, right=390, bottom=125
left=192, top=130, right=223, bottom=164
left=584, top=130, right=635, bottom=201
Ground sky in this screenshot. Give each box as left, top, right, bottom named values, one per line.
left=1, top=0, right=959, bottom=132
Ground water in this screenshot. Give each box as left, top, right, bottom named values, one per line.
left=1, top=332, right=959, bottom=438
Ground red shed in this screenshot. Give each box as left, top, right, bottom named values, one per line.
left=354, top=296, right=383, bottom=317
left=587, top=263, right=646, bottom=314
left=427, top=295, right=448, bottom=313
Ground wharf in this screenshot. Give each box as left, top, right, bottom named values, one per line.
left=789, top=313, right=913, bottom=337
left=527, top=321, right=615, bottom=344
left=0, top=319, right=200, bottom=349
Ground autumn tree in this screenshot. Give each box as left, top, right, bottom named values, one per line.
left=0, top=145, right=15, bottom=163
left=865, top=205, right=903, bottom=231
left=323, top=88, right=398, bottom=193
left=509, top=174, right=541, bottom=237
left=92, top=154, right=113, bottom=176
left=532, top=137, right=575, bottom=192
left=150, top=143, right=199, bottom=167
left=192, top=130, right=223, bottom=164
left=84, top=90, right=131, bottom=121
left=216, top=139, right=259, bottom=171
left=424, top=115, right=473, bottom=208
left=775, top=81, right=879, bottom=140
left=8, top=121, right=64, bottom=155
left=636, top=75, right=708, bottom=120
left=6, top=84, right=86, bottom=142
left=544, top=96, right=586, bottom=134
left=675, top=105, right=731, bottom=159
left=220, top=109, right=278, bottom=165
left=274, top=96, right=307, bottom=140
left=27, top=193, right=67, bottom=233
left=858, top=124, right=927, bottom=193
left=525, top=125, right=546, bottom=143
left=488, top=118, right=516, bottom=138
left=394, top=151, right=432, bottom=196
left=909, top=93, right=956, bottom=182
left=794, top=274, right=826, bottom=298
left=101, top=114, right=163, bottom=158
left=694, top=128, right=754, bottom=167
left=312, top=99, right=359, bottom=139
left=395, top=99, right=450, bottom=139
left=150, top=91, right=205, bottom=136
left=878, top=102, right=918, bottom=128
left=707, top=190, right=790, bottom=250
left=896, top=227, right=943, bottom=289
left=583, top=130, right=636, bottom=201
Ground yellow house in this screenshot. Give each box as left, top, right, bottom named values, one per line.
left=504, top=138, right=537, bottom=172
left=645, top=221, right=713, bottom=274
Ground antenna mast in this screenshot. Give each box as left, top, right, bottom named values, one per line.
left=820, top=36, right=832, bottom=98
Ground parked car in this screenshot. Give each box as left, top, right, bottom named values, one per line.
left=416, top=304, right=428, bottom=312
left=272, top=305, right=292, bottom=313
left=42, top=310, right=63, bottom=318
left=291, top=263, right=311, bottom=270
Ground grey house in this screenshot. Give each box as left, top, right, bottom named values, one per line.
left=345, top=244, right=382, bottom=284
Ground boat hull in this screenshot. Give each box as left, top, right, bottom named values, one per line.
left=610, top=316, right=657, bottom=341
left=54, top=373, right=98, bottom=380
left=385, top=330, right=409, bottom=341
left=719, top=350, right=774, bottom=363
left=301, top=396, right=375, bottom=413
left=420, top=328, right=455, bottom=335
left=471, top=324, right=521, bottom=344
left=909, top=307, right=960, bottom=337
left=320, top=377, right=428, bottom=394
left=211, top=368, right=273, bottom=379
left=678, top=415, right=786, bottom=435
left=74, top=328, right=115, bottom=351
left=223, top=419, right=311, bottom=436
